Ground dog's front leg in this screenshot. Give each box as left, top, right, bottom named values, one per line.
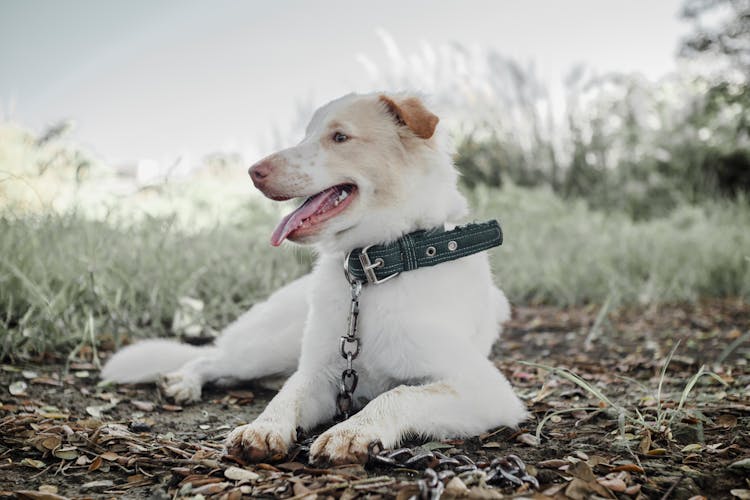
left=310, top=357, right=528, bottom=464
left=225, top=369, right=335, bottom=462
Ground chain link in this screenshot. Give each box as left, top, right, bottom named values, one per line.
left=366, top=441, right=538, bottom=499
left=336, top=279, right=362, bottom=419
left=293, top=435, right=538, bottom=499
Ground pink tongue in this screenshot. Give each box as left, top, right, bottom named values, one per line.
left=270, top=187, right=337, bottom=246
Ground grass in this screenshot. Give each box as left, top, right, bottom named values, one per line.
left=474, top=184, right=750, bottom=305
left=0, top=210, right=313, bottom=359
left=524, top=346, right=728, bottom=444
left=1, top=182, right=749, bottom=357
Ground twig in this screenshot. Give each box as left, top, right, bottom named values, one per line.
left=286, top=475, right=395, bottom=500
left=659, top=474, right=684, bottom=500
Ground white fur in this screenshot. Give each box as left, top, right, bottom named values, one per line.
left=103, top=92, right=527, bottom=464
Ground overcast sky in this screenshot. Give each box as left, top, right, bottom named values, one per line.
left=0, top=0, right=688, bottom=166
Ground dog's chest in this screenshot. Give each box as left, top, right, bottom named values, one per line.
left=303, top=254, right=493, bottom=393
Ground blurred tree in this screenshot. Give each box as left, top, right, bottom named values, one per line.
left=679, top=0, right=750, bottom=199
left=680, top=0, right=750, bottom=77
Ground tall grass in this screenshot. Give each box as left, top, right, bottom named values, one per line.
left=2, top=184, right=748, bottom=358
left=474, top=184, right=750, bottom=305
left=0, top=210, right=312, bottom=359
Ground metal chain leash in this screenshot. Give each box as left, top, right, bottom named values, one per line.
left=336, top=278, right=362, bottom=420
left=366, top=442, right=539, bottom=499
left=293, top=435, right=538, bottom=499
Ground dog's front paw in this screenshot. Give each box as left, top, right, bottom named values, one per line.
left=309, top=424, right=379, bottom=465
left=160, top=370, right=202, bottom=403
left=224, top=423, right=293, bottom=463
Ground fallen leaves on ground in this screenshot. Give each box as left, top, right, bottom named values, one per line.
left=1, top=299, right=748, bottom=498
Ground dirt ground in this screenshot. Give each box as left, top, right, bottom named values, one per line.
left=1, top=300, right=749, bottom=499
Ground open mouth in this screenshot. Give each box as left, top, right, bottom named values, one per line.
left=270, top=183, right=358, bottom=246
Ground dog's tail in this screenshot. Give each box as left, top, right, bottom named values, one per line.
left=100, top=339, right=217, bottom=383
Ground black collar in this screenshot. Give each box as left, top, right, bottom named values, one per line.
left=344, top=220, right=503, bottom=284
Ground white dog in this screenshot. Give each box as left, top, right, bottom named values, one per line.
left=102, top=92, right=527, bottom=464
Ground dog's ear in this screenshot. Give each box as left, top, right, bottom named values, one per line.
left=379, top=95, right=439, bottom=139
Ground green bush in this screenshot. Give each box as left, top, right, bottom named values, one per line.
left=455, top=77, right=750, bottom=220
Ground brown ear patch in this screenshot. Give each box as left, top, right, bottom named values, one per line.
left=379, top=95, right=439, bottom=139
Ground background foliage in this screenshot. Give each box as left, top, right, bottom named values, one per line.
left=1, top=1, right=748, bottom=356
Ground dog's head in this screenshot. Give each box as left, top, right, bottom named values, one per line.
left=249, top=92, right=468, bottom=252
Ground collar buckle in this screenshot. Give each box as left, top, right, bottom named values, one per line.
left=357, top=245, right=400, bottom=285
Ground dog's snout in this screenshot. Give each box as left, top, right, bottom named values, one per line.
left=249, top=160, right=272, bottom=185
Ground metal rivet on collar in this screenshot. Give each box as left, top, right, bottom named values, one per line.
left=447, top=240, right=458, bottom=251
left=425, top=246, right=436, bottom=257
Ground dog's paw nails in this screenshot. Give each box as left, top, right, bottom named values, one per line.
left=159, top=372, right=202, bottom=403
left=224, top=423, right=291, bottom=463
left=309, top=427, right=372, bottom=465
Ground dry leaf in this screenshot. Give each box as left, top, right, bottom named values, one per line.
left=586, top=455, right=610, bottom=468
left=227, top=390, right=255, bottom=401
left=515, top=433, right=539, bottom=446
left=277, top=462, right=306, bottom=472
left=37, top=412, right=67, bottom=419
left=191, top=482, right=230, bottom=495
left=729, top=458, right=750, bottom=470
left=292, top=482, right=311, bottom=496
left=41, top=436, right=61, bottom=450
left=86, top=403, right=115, bottom=418
left=100, top=451, right=119, bottom=461
left=131, top=400, right=154, bottom=412
left=639, top=430, right=651, bottom=454
left=20, top=458, right=46, bottom=469
left=80, top=480, right=114, bottom=491
left=716, top=414, right=738, bottom=428
left=610, top=463, right=644, bottom=474
left=53, top=447, right=78, bottom=460
left=88, top=456, right=103, bottom=472
left=542, top=483, right=568, bottom=496
left=567, top=461, right=596, bottom=482
left=224, top=466, right=260, bottom=482
left=625, top=484, right=642, bottom=495
left=598, top=477, right=627, bottom=492
left=681, top=443, right=703, bottom=453
left=565, top=477, right=614, bottom=500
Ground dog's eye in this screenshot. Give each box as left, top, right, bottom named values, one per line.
left=333, top=132, right=349, bottom=143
